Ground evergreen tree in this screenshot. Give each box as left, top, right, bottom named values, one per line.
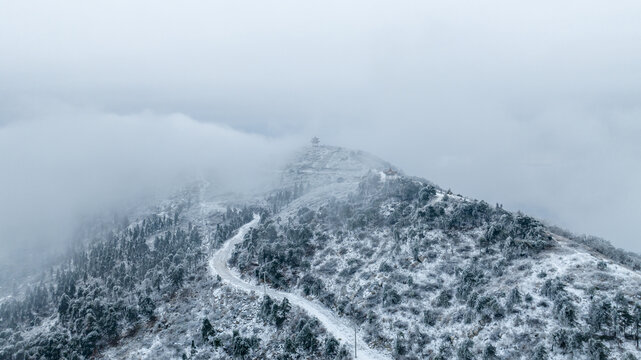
left=323, top=337, right=339, bottom=358
left=508, top=287, right=522, bottom=307
left=587, top=338, right=609, bottom=360
left=230, top=333, right=250, bottom=358
left=614, top=292, right=631, bottom=338
left=530, top=345, right=548, bottom=360
left=295, top=323, right=319, bottom=353
left=552, top=329, right=569, bottom=353
left=634, top=304, right=641, bottom=349
left=456, top=339, right=474, bottom=360
left=138, top=296, right=155, bottom=320
left=104, top=311, right=119, bottom=341
left=260, top=295, right=274, bottom=323
left=588, top=300, right=612, bottom=335
left=170, top=265, right=185, bottom=289
left=482, top=344, right=499, bottom=360
left=201, top=318, right=214, bottom=342
left=393, top=333, right=407, bottom=356
left=58, top=294, right=70, bottom=318
left=274, top=298, right=290, bottom=328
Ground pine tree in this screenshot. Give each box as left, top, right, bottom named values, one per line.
left=323, top=337, right=339, bottom=358
left=530, top=345, right=548, bottom=360
left=260, top=295, right=274, bottom=323
left=58, top=294, right=70, bottom=318
left=394, top=333, right=407, bottom=356
left=104, top=310, right=119, bottom=341
left=588, top=300, right=612, bottom=335
left=296, top=323, right=319, bottom=353
left=587, top=338, right=609, bottom=360
left=201, top=318, right=214, bottom=342
left=230, top=333, right=250, bottom=358
left=170, top=265, right=185, bottom=289
left=634, top=304, right=641, bottom=349
left=482, top=344, right=498, bottom=360
left=138, top=296, right=155, bottom=320
left=508, top=287, right=522, bottom=306
left=456, top=339, right=474, bottom=360
left=274, top=298, right=290, bottom=328
left=552, top=329, right=569, bottom=353
left=614, top=292, right=631, bottom=338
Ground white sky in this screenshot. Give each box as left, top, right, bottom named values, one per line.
left=1, top=0, right=641, bottom=255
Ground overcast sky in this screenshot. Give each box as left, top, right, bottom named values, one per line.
left=1, top=0, right=641, bottom=258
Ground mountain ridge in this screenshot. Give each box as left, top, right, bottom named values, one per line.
left=1, top=144, right=641, bottom=360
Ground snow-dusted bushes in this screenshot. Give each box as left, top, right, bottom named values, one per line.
left=226, top=170, right=641, bottom=359
left=0, top=201, right=256, bottom=359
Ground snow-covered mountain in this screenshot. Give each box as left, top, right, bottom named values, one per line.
left=2, top=145, right=641, bottom=360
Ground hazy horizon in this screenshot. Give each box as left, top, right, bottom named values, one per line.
left=1, top=0, right=641, bottom=261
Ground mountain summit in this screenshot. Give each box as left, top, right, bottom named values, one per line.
left=280, top=145, right=396, bottom=188
left=2, top=145, right=641, bottom=360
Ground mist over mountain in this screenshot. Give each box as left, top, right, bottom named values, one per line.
left=2, top=2, right=641, bottom=359
left=2, top=1, right=641, bottom=254
left=0, top=111, right=298, bottom=274
left=2, top=144, right=641, bottom=360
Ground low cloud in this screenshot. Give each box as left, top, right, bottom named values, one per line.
left=0, top=109, right=298, bottom=266
left=1, top=0, right=640, bottom=257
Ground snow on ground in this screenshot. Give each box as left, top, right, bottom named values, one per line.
left=0, top=295, right=11, bottom=305
left=132, top=334, right=162, bottom=359
left=209, top=215, right=390, bottom=360
left=21, top=316, right=58, bottom=341
left=200, top=201, right=226, bottom=214
left=145, top=233, right=159, bottom=251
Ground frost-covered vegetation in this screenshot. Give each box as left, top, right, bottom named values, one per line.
left=0, top=187, right=265, bottom=359
left=230, top=147, right=641, bottom=359
left=2, top=145, right=641, bottom=360
left=0, top=172, right=352, bottom=360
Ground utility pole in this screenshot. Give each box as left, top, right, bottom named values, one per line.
left=354, top=326, right=357, bottom=358
left=262, top=248, right=267, bottom=296
left=352, top=285, right=359, bottom=358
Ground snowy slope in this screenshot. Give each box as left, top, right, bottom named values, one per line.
left=3, top=144, right=641, bottom=360
left=229, top=146, right=641, bottom=360
left=209, top=214, right=390, bottom=360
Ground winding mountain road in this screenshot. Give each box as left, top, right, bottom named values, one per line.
left=208, top=214, right=389, bottom=360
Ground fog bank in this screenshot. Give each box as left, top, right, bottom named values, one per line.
left=0, top=109, right=297, bottom=266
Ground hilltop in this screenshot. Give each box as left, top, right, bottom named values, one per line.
left=2, top=145, right=641, bottom=360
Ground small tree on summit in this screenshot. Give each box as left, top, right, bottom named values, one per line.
left=311, top=137, right=320, bottom=146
